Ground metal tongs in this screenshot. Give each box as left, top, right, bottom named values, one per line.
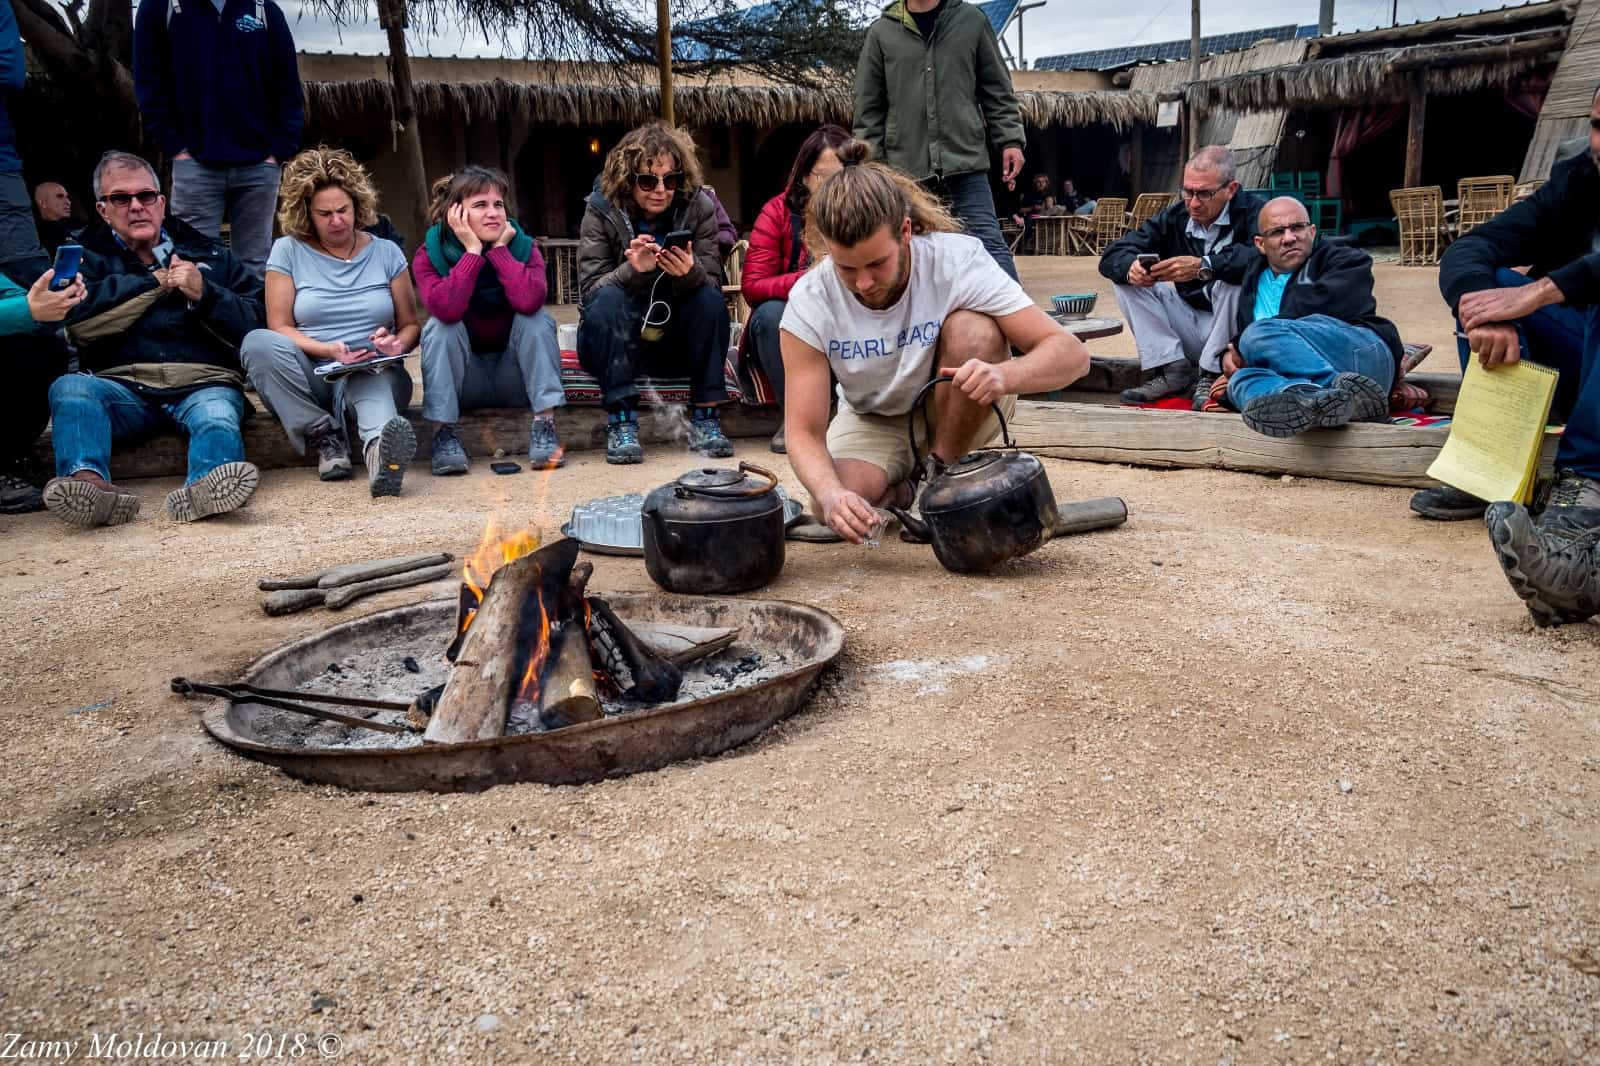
left=170, top=677, right=419, bottom=735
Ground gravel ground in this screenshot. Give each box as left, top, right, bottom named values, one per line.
left=1, top=259, right=1596, bottom=1064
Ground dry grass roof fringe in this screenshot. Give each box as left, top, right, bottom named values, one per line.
left=304, top=79, right=1159, bottom=130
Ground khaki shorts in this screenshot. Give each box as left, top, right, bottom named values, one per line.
left=825, top=393, right=1018, bottom=486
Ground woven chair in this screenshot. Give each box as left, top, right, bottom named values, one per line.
left=721, top=239, right=749, bottom=325
left=1126, top=192, right=1176, bottom=232
left=1513, top=179, right=1544, bottom=202
left=1456, top=175, right=1515, bottom=235
left=1031, top=215, right=1073, bottom=256
left=1001, top=217, right=1025, bottom=253
left=1066, top=197, right=1128, bottom=255
left=1390, top=186, right=1447, bottom=266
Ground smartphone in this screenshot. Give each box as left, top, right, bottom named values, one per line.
left=660, top=229, right=695, bottom=252
left=50, top=243, right=83, bottom=290
left=1136, top=253, right=1160, bottom=271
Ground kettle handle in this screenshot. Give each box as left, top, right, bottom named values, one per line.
left=905, top=375, right=1014, bottom=474
left=672, top=460, right=781, bottom=499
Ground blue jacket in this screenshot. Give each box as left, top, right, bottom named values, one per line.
left=133, top=0, right=304, bottom=165
left=0, top=0, right=25, bottom=171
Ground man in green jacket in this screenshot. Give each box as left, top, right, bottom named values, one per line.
left=853, top=0, right=1026, bottom=280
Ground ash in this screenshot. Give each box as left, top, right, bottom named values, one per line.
left=596, top=645, right=795, bottom=719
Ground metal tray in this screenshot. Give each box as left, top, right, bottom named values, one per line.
left=564, top=488, right=803, bottom=557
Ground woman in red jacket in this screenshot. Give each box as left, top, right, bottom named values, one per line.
left=742, top=124, right=850, bottom=452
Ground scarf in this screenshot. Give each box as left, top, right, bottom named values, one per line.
left=423, top=220, right=536, bottom=315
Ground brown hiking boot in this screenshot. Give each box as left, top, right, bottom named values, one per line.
left=164, top=461, right=260, bottom=522
left=42, top=470, right=140, bottom=528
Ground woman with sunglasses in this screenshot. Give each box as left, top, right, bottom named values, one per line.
left=241, top=147, right=420, bottom=497
left=739, top=124, right=850, bottom=454
left=576, top=123, right=732, bottom=464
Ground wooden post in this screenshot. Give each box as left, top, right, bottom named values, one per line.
left=1404, top=70, right=1426, bottom=188
left=657, top=0, right=674, bottom=126
left=377, top=0, right=430, bottom=245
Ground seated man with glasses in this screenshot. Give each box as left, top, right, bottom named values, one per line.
left=1099, top=146, right=1264, bottom=406
left=576, top=122, right=732, bottom=464
left=1213, top=196, right=1398, bottom=437
left=42, top=150, right=264, bottom=527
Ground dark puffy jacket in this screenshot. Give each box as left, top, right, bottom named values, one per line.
left=852, top=0, right=1024, bottom=180
left=0, top=0, right=23, bottom=172
left=1233, top=242, right=1402, bottom=362
left=70, top=215, right=264, bottom=381
left=576, top=186, right=724, bottom=308
left=1439, top=150, right=1600, bottom=312
left=1099, top=192, right=1266, bottom=312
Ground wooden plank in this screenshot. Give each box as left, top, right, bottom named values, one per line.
left=1404, top=72, right=1426, bottom=189
left=1008, top=399, right=1558, bottom=489
left=29, top=404, right=781, bottom=483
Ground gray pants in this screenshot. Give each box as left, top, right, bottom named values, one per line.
left=1114, top=281, right=1241, bottom=373
left=0, top=170, right=46, bottom=273
left=240, top=329, right=413, bottom=453
left=419, top=313, right=563, bottom=424
left=170, top=158, right=281, bottom=280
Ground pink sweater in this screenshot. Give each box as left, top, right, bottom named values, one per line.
left=412, top=244, right=548, bottom=353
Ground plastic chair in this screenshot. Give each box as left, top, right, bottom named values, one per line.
left=1389, top=186, right=1447, bottom=266
left=1296, top=171, right=1324, bottom=196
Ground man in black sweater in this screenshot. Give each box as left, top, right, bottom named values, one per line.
left=1100, top=146, right=1264, bottom=406
left=1218, top=197, right=1399, bottom=437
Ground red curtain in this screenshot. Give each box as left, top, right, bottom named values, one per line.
left=1328, top=103, right=1406, bottom=200
left=1505, top=73, right=1552, bottom=121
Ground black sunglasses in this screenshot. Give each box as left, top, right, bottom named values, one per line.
left=633, top=171, right=683, bottom=192
left=98, top=190, right=162, bottom=208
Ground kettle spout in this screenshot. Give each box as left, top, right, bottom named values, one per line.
left=887, top=505, right=931, bottom=544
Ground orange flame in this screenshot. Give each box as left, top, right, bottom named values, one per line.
left=511, top=596, right=553, bottom=707
left=459, top=518, right=542, bottom=635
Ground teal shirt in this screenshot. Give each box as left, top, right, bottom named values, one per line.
left=0, top=274, right=34, bottom=336
left=1252, top=269, right=1291, bottom=322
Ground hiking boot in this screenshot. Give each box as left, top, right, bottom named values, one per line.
left=1240, top=373, right=1388, bottom=438
left=606, top=416, right=643, bottom=465
left=529, top=415, right=566, bottom=469
left=1120, top=359, right=1196, bottom=404
left=1410, top=484, right=1487, bottom=521
left=689, top=409, right=734, bottom=458
left=770, top=425, right=787, bottom=454
left=42, top=470, right=140, bottom=527
left=366, top=416, right=416, bottom=497
left=1332, top=372, right=1390, bottom=423
left=1191, top=369, right=1219, bottom=411
left=430, top=424, right=470, bottom=476
left=1485, top=502, right=1600, bottom=627
left=0, top=471, right=43, bottom=514
left=307, top=422, right=352, bottom=482
left=164, top=461, right=259, bottom=522
left=1543, top=468, right=1600, bottom=512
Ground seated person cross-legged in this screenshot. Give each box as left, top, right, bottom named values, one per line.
left=46, top=150, right=263, bottom=528
left=1099, top=145, right=1263, bottom=408
left=741, top=123, right=849, bottom=454
left=576, top=122, right=732, bottom=465
left=0, top=269, right=77, bottom=515
left=1217, top=197, right=1399, bottom=437
left=415, top=166, right=565, bottom=474
left=241, top=148, right=420, bottom=498
left=778, top=144, right=1090, bottom=544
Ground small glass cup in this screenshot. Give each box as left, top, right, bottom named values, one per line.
left=863, top=513, right=886, bottom=549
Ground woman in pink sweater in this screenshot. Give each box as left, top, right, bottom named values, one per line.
left=740, top=124, right=849, bottom=452
left=414, top=167, right=564, bottom=473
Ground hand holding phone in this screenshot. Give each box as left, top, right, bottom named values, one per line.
left=49, top=243, right=82, bottom=291
left=1136, top=253, right=1160, bottom=270
left=660, top=228, right=694, bottom=252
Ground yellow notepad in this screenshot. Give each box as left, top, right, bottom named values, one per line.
left=1426, top=357, right=1558, bottom=504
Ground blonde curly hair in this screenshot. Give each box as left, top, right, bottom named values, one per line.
left=276, top=146, right=380, bottom=243
left=598, top=123, right=704, bottom=208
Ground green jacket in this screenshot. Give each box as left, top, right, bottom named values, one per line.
left=852, top=0, right=1025, bottom=180
left=0, top=274, right=33, bottom=336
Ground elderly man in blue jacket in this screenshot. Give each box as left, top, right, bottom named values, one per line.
left=133, top=0, right=303, bottom=279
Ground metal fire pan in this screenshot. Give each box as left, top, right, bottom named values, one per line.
left=200, top=594, right=843, bottom=792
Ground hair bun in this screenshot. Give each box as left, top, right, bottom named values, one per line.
left=837, top=140, right=874, bottom=167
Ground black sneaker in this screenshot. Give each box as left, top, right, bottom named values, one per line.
left=1331, top=372, right=1389, bottom=423
left=430, top=424, right=470, bottom=476
left=606, top=416, right=643, bottom=465
left=1485, top=502, right=1600, bottom=627
left=0, top=471, right=43, bottom=514
left=689, top=409, right=734, bottom=458
left=1410, top=485, right=1488, bottom=521
left=1241, top=374, right=1387, bottom=438
left=1191, top=369, right=1219, bottom=411
left=1120, top=360, right=1196, bottom=404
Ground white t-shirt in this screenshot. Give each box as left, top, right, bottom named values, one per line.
left=780, top=232, right=1033, bottom=416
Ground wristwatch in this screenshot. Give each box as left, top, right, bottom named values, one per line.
left=1196, top=256, right=1215, bottom=283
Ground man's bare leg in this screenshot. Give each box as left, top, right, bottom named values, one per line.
left=930, top=310, right=1010, bottom=463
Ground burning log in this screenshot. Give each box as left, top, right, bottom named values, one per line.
left=588, top=595, right=682, bottom=703
left=533, top=622, right=602, bottom=729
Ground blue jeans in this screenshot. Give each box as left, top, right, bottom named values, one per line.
left=169, top=158, right=281, bottom=279
left=924, top=171, right=1018, bottom=281
left=1455, top=267, right=1585, bottom=422
left=1562, top=306, right=1600, bottom=480
left=48, top=374, right=246, bottom=484
left=745, top=298, right=787, bottom=405
left=1228, top=315, right=1395, bottom=410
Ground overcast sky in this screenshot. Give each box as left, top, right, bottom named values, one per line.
left=278, top=0, right=1528, bottom=64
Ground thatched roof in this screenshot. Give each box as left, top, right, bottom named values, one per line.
left=1016, top=89, right=1156, bottom=128
left=1190, top=27, right=1566, bottom=111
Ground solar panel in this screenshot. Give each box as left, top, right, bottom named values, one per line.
left=977, top=0, right=1022, bottom=35
left=1035, top=23, right=1315, bottom=71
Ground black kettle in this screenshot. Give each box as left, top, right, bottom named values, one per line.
left=642, top=462, right=786, bottom=594
left=889, top=378, right=1127, bottom=573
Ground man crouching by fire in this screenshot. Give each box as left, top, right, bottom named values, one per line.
left=777, top=140, right=1090, bottom=544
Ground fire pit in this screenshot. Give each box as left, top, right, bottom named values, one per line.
left=201, top=591, right=843, bottom=792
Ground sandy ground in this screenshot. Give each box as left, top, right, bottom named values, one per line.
left=2, top=259, right=1597, bottom=1064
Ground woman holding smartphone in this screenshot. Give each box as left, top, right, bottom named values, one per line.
left=241, top=147, right=420, bottom=497
left=575, top=122, right=732, bottom=464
